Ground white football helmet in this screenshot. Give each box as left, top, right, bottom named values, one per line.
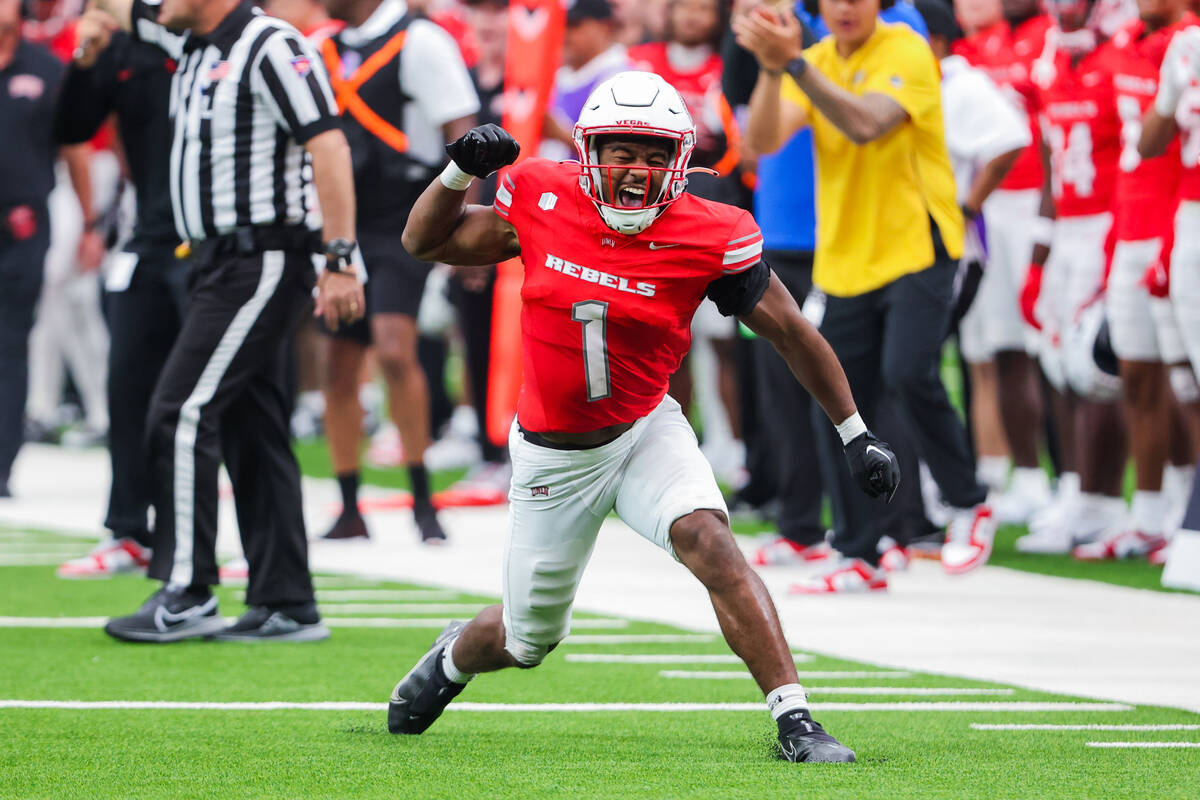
left=573, top=71, right=697, bottom=235
left=1063, top=301, right=1122, bottom=402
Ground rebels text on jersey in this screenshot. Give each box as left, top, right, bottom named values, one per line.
left=1033, top=40, right=1120, bottom=217
left=955, top=15, right=1055, bottom=191
left=494, top=159, right=763, bottom=433
left=1109, top=17, right=1195, bottom=240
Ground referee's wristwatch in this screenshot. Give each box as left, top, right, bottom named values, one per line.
left=323, top=238, right=356, bottom=273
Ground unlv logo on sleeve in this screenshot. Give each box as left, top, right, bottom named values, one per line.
left=7, top=74, right=45, bottom=100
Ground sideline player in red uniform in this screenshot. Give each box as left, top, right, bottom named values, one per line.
left=1014, top=0, right=1130, bottom=554
left=386, top=71, right=901, bottom=763
left=1087, top=0, right=1197, bottom=560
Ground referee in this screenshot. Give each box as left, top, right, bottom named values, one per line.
left=89, top=0, right=365, bottom=642
left=737, top=1, right=994, bottom=584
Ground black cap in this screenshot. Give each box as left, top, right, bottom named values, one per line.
left=566, top=0, right=613, bottom=25
left=914, top=0, right=962, bottom=43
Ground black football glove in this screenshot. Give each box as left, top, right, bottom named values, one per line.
left=445, top=123, right=520, bottom=179
left=844, top=431, right=901, bottom=502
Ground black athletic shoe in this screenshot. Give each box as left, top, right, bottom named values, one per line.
left=388, top=621, right=466, bottom=734
left=210, top=603, right=330, bottom=642
left=321, top=511, right=369, bottom=540
left=104, top=585, right=224, bottom=643
left=778, top=717, right=857, bottom=763
left=414, top=504, right=447, bottom=545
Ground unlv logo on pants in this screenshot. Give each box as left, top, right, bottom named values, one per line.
left=6, top=206, right=36, bottom=241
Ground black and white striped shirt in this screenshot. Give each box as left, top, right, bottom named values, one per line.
left=131, top=0, right=339, bottom=242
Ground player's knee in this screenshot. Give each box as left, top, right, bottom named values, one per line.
left=504, top=636, right=558, bottom=668
left=376, top=347, right=419, bottom=383
left=670, top=510, right=745, bottom=587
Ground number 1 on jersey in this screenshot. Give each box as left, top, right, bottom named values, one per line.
left=572, top=300, right=612, bottom=401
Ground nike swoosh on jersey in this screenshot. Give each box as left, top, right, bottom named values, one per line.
left=648, top=242, right=680, bottom=250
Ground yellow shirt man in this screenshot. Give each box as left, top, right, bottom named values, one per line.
left=782, top=23, right=963, bottom=298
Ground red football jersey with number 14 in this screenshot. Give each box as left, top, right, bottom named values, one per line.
left=494, top=158, right=763, bottom=433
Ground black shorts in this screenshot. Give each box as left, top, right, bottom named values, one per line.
left=321, top=229, right=432, bottom=344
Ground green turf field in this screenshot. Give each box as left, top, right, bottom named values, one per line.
left=3, top=528, right=1198, bottom=799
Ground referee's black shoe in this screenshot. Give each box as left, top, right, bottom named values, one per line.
left=388, top=621, right=466, bottom=734
left=210, top=602, right=330, bottom=642
left=777, top=712, right=857, bottom=763
left=104, top=585, right=224, bottom=643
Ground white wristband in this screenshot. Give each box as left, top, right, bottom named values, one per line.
left=439, top=161, right=474, bottom=191
left=835, top=412, right=867, bottom=446
left=1030, top=216, right=1054, bottom=248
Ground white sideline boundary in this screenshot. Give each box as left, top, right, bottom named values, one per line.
left=0, top=700, right=1135, bottom=713
left=565, top=654, right=815, bottom=664
left=1086, top=742, right=1200, bottom=749
left=315, top=603, right=486, bottom=614
left=312, top=590, right=461, bottom=601
left=973, top=724, right=1200, bottom=731
left=564, top=634, right=715, bottom=644
left=658, top=670, right=911, bottom=680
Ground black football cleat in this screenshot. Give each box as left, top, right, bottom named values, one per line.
left=778, top=719, right=857, bottom=763
left=388, top=621, right=466, bottom=734
left=321, top=511, right=369, bottom=540
left=414, top=504, right=447, bottom=545
left=104, top=585, right=225, bottom=643
left=210, top=603, right=330, bottom=642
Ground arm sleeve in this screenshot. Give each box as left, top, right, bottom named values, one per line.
left=860, top=32, right=941, bottom=121
left=719, top=209, right=764, bottom=275
left=130, top=0, right=187, bottom=60
left=53, top=47, right=117, bottom=145
left=492, top=161, right=525, bottom=220
left=706, top=260, right=770, bottom=317
left=254, top=30, right=341, bottom=144
left=400, top=20, right=481, bottom=129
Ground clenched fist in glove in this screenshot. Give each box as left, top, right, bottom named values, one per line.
left=445, top=123, right=521, bottom=179
left=844, top=431, right=901, bottom=501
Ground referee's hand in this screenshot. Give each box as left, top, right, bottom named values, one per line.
left=315, top=270, right=365, bottom=331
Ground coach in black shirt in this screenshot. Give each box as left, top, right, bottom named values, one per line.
left=0, top=0, right=63, bottom=498
left=88, top=0, right=364, bottom=642
left=53, top=23, right=184, bottom=576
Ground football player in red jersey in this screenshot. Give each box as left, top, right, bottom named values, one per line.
left=1013, top=0, right=1133, bottom=554
left=1084, top=0, right=1198, bottom=560
left=386, top=71, right=900, bottom=763
left=955, top=0, right=1058, bottom=524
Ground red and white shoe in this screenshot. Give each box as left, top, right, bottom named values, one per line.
left=1073, top=528, right=1168, bottom=561
left=218, top=557, right=250, bottom=580
left=1148, top=539, right=1172, bottom=566
left=750, top=537, right=833, bottom=567
left=789, top=558, right=888, bottom=594
left=877, top=536, right=910, bottom=573
left=941, top=504, right=996, bottom=575
left=57, top=538, right=150, bottom=579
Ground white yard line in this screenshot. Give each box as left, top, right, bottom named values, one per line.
left=0, top=555, right=86, bottom=566
left=0, top=616, right=630, bottom=631
left=1085, top=742, right=1200, bottom=749
left=0, top=543, right=91, bottom=553
left=313, top=590, right=462, bottom=601
left=315, top=603, right=487, bottom=615
left=563, top=634, right=716, bottom=644
left=657, top=670, right=909, bottom=679
left=565, top=654, right=814, bottom=664
left=972, top=724, right=1200, bottom=731
left=0, top=700, right=1134, bottom=713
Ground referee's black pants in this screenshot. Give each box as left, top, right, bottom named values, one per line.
left=0, top=209, right=49, bottom=483
left=104, top=247, right=189, bottom=548
left=146, top=242, right=315, bottom=607
left=814, top=250, right=987, bottom=563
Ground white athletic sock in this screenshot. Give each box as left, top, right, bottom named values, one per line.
left=766, top=683, right=809, bottom=720
left=977, top=456, right=1011, bottom=492
left=1011, top=467, right=1050, bottom=496
left=1056, top=472, right=1081, bottom=502
left=1130, top=490, right=1168, bottom=535
left=441, top=637, right=474, bottom=684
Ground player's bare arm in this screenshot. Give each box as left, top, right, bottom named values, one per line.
left=307, top=128, right=365, bottom=330
left=1138, top=109, right=1177, bottom=159
left=734, top=5, right=907, bottom=145
left=89, top=0, right=134, bottom=31
left=402, top=124, right=521, bottom=266
left=962, top=147, right=1023, bottom=218
left=741, top=273, right=900, bottom=500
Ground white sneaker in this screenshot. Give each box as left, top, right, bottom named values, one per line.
left=750, top=536, right=833, bottom=567
left=57, top=538, right=149, bottom=579
left=877, top=536, right=910, bottom=573
left=424, top=435, right=482, bottom=471
left=941, top=504, right=996, bottom=574
left=367, top=422, right=404, bottom=467
left=990, top=468, right=1053, bottom=525
left=1028, top=473, right=1081, bottom=534
left=1073, top=526, right=1169, bottom=561
left=789, top=557, right=888, bottom=594
left=1018, top=495, right=1124, bottom=554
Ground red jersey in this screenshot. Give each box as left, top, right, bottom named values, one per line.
left=955, top=15, right=1055, bottom=191
left=494, top=159, right=763, bottom=432
left=1109, top=17, right=1193, bottom=240
left=1032, top=40, right=1121, bottom=217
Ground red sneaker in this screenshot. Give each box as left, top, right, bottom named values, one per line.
left=941, top=504, right=996, bottom=575
left=1073, top=528, right=1168, bottom=561
left=57, top=538, right=149, bottom=579
left=751, top=537, right=833, bottom=567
